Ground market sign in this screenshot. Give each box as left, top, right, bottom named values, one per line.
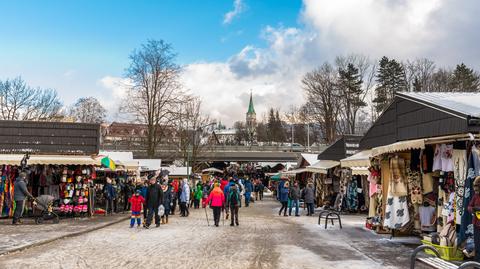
left=0, top=120, right=100, bottom=155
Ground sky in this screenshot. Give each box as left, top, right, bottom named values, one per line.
left=1, top=0, right=480, bottom=125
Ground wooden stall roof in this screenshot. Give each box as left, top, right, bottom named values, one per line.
left=0, top=120, right=100, bottom=155
left=317, top=135, right=362, bottom=161
left=360, top=92, right=480, bottom=149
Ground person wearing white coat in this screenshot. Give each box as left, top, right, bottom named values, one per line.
left=180, top=178, right=190, bottom=217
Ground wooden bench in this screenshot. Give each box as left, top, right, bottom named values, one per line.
left=318, top=210, right=342, bottom=229
left=410, top=245, right=480, bottom=269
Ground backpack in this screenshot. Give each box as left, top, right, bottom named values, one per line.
left=229, top=188, right=240, bottom=207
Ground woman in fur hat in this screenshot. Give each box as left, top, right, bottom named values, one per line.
left=468, top=176, right=480, bottom=262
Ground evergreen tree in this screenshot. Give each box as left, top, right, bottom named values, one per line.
left=373, top=56, right=407, bottom=115
left=451, top=63, right=480, bottom=92
left=338, top=63, right=365, bottom=134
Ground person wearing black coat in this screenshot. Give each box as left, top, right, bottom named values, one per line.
left=145, top=178, right=163, bottom=228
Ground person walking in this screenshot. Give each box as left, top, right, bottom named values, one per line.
left=258, top=180, right=264, bottom=201
left=12, top=172, right=34, bottom=225
left=161, top=181, right=172, bottom=224
left=145, top=178, right=163, bottom=228
left=194, top=183, right=203, bottom=209
left=202, top=182, right=209, bottom=208
left=278, top=181, right=289, bottom=216
left=244, top=178, right=253, bottom=207
left=103, top=177, right=116, bottom=215
left=289, top=181, right=301, bottom=217
left=128, top=190, right=145, bottom=228
left=180, top=178, right=190, bottom=217
left=226, top=183, right=241, bottom=226
left=171, top=179, right=179, bottom=215
left=206, top=183, right=225, bottom=227
left=123, top=179, right=134, bottom=212
left=303, top=182, right=315, bottom=216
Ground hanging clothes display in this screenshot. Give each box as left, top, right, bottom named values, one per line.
left=384, top=156, right=410, bottom=229
left=459, top=147, right=479, bottom=244
left=433, top=144, right=454, bottom=172
left=389, top=156, right=408, bottom=196
left=384, top=194, right=410, bottom=229
left=346, top=179, right=358, bottom=211
left=453, top=149, right=467, bottom=222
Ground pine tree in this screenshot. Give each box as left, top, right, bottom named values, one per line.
left=338, top=63, right=365, bottom=134
left=373, top=56, right=407, bottom=115
left=451, top=63, right=480, bottom=92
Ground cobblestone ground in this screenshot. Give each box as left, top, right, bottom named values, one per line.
left=0, top=198, right=417, bottom=269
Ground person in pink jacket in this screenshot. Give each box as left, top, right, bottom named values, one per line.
left=207, top=183, right=225, bottom=227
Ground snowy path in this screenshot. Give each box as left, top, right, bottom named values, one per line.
left=0, top=199, right=415, bottom=269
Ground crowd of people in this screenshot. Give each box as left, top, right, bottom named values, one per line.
left=110, top=174, right=268, bottom=229
left=276, top=178, right=316, bottom=217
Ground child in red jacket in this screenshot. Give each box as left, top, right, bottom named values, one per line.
left=128, top=190, right=145, bottom=228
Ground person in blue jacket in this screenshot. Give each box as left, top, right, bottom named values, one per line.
left=243, top=178, right=254, bottom=207
left=278, top=181, right=290, bottom=216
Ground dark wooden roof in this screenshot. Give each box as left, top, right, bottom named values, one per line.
left=318, top=135, right=362, bottom=161
left=360, top=93, right=480, bottom=149
left=0, top=120, right=100, bottom=155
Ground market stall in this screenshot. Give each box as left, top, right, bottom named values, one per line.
left=358, top=92, right=480, bottom=260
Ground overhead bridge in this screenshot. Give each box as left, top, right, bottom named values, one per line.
left=102, top=145, right=326, bottom=162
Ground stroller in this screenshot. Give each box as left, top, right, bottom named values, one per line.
left=33, top=195, right=60, bottom=224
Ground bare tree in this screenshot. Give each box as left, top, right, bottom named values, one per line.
left=0, top=77, right=62, bottom=121
left=70, top=97, right=106, bottom=123
left=404, top=58, right=436, bottom=92
left=123, top=40, right=185, bottom=157
left=302, top=63, right=340, bottom=143
left=174, top=97, right=213, bottom=172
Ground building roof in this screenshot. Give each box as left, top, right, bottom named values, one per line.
left=247, top=92, right=256, bottom=115
left=300, top=153, right=320, bottom=166
left=317, top=135, right=362, bottom=161
left=360, top=92, right=480, bottom=149
left=397, top=92, right=480, bottom=118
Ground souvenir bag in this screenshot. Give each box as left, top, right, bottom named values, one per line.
left=158, top=204, right=165, bottom=216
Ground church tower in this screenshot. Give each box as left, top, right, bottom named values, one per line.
left=246, top=91, right=257, bottom=142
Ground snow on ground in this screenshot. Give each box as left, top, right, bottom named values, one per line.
left=0, top=199, right=414, bottom=269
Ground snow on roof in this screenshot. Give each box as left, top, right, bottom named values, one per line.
left=162, top=166, right=192, bottom=176
left=214, top=129, right=236, bottom=135
left=398, top=92, right=480, bottom=118
left=300, top=153, right=320, bottom=166
left=136, top=159, right=162, bottom=171
left=99, top=151, right=134, bottom=162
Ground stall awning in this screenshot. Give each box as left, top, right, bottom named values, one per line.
left=29, top=155, right=101, bottom=165
left=0, top=154, right=101, bottom=166
left=0, top=154, right=22, bottom=165
left=281, top=168, right=308, bottom=175
left=202, top=167, right=224, bottom=174
left=340, top=150, right=372, bottom=168
left=351, top=167, right=369, bottom=176
left=371, top=139, right=425, bottom=157
left=307, top=160, right=340, bottom=174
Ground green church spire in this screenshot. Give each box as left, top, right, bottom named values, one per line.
left=247, top=91, right=255, bottom=115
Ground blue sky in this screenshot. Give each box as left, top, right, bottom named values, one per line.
left=0, top=0, right=302, bottom=75
left=1, top=0, right=480, bottom=125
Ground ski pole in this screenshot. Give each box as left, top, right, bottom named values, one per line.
left=204, top=206, right=210, bottom=226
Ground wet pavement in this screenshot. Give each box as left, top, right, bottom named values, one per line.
left=0, top=198, right=420, bottom=269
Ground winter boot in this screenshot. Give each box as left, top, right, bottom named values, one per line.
left=161, top=217, right=165, bottom=224
left=166, top=216, right=169, bottom=224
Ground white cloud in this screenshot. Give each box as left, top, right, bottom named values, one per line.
left=97, top=76, right=132, bottom=121
left=100, top=0, right=480, bottom=126
left=223, top=0, right=245, bottom=25
left=182, top=26, right=316, bottom=125
left=301, top=0, right=480, bottom=64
